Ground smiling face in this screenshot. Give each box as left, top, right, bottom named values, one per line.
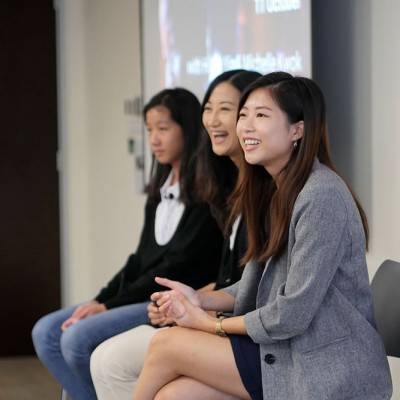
left=146, top=105, right=184, bottom=174
left=202, top=82, right=242, bottom=166
left=237, top=87, right=303, bottom=179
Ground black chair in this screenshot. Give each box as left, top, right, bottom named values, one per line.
left=370, top=259, right=400, bottom=358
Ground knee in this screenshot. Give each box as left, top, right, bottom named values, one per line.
left=154, top=384, right=179, bottom=400
left=32, top=317, right=45, bottom=346
left=32, top=314, right=57, bottom=353
left=146, top=329, right=168, bottom=359
left=91, top=339, right=134, bottom=381
left=146, top=327, right=180, bottom=363
left=60, top=324, right=90, bottom=366
left=148, top=328, right=172, bottom=352
left=32, top=307, right=73, bottom=349
left=90, top=343, right=104, bottom=381
left=32, top=314, right=51, bottom=339
left=90, top=341, right=121, bottom=382
left=32, top=320, right=44, bottom=355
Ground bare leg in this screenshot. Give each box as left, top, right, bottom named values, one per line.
left=132, top=326, right=251, bottom=400
left=155, top=376, right=243, bottom=400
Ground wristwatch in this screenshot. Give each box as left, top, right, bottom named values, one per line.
left=215, top=315, right=227, bottom=337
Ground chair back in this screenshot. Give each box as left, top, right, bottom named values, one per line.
left=370, top=259, right=400, bottom=358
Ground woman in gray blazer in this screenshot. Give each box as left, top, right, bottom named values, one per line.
left=132, top=73, right=393, bottom=400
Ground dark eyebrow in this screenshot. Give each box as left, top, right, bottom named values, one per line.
left=146, top=120, right=170, bottom=126
left=239, top=105, right=273, bottom=112
left=255, top=106, right=273, bottom=111
left=205, top=100, right=235, bottom=106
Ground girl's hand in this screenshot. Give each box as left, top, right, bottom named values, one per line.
left=61, top=301, right=106, bottom=331
left=147, top=299, right=174, bottom=327
left=153, top=277, right=200, bottom=307
left=159, top=290, right=214, bottom=332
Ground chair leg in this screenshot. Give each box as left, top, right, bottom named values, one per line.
left=61, top=388, right=68, bottom=400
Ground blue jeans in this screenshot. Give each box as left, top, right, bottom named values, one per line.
left=32, top=301, right=150, bottom=400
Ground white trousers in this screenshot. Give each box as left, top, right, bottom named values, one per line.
left=90, top=324, right=166, bottom=400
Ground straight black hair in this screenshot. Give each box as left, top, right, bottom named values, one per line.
left=144, top=88, right=202, bottom=204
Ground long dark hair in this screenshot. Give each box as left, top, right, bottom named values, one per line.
left=144, top=88, right=202, bottom=204
left=231, top=73, right=369, bottom=262
left=196, top=70, right=262, bottom=231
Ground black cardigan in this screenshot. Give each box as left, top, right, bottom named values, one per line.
left=95, top=201, right=223, bottom=309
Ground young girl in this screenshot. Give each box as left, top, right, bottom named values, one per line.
left=32, top=88, right=225, bottom=400
left=131, top=73, right=393, bottom=400
left=90, top=69, right=262, bottom=400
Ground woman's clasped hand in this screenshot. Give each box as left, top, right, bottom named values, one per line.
left=151, top=277, right=211, bottom=329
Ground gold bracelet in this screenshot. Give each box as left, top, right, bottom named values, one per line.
left=215, top=316, right=227, bottom=337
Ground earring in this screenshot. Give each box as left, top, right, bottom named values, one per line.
left=293, top=140, right=298, bottom=149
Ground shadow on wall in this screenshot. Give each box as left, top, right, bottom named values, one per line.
left=312, top=0, right=372, bottom=218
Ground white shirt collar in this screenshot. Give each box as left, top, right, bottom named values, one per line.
left=156, top=171, right=185, bottom=245
left=160, top=171, right=180, bottom=200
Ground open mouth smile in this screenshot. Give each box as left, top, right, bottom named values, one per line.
left=212, top=132, right=229, bottom=143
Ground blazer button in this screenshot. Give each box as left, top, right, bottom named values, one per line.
left=264, top=353, right=276, bottom=365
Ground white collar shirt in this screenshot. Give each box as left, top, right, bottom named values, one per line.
left=155, top=172, right=185, bottom=245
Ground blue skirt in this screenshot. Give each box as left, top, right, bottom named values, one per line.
left=229, top=334, right=263, bottom=400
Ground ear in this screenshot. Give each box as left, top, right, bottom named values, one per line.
left=292, top=120, right=304, bottom=141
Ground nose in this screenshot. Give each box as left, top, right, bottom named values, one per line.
left=237, top=120, right=254, bottom=137
left=206, top=110, right=220, bottom=128
left=149, top=130, right=160, bottom=146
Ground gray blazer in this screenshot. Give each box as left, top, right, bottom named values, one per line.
left=224, top=161, right=392, bottom=399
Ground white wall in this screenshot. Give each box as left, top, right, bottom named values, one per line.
left=55, top=0, right=91, bottom=304
left=56, top=0, right=400, bottom=396
left=371, top=1, right=400, bottom=396
left=55, top=0, right=145, bottom=305
left=370, top=0, right=400, bottom=275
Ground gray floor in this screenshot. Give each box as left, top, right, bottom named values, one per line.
left=0, top=356, right=62, bottom=400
